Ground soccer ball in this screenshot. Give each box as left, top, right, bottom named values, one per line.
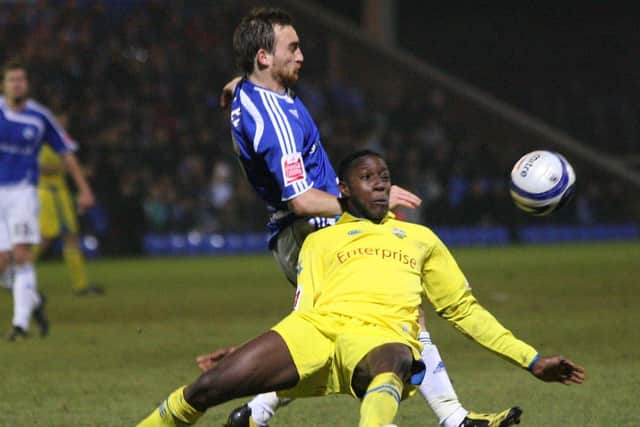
left=510, top=150, right=576, bottom=216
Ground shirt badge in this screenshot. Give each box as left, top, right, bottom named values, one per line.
left=392, top=228, right=407, bottom=239
left=22, top=127, right=35, bottom=140
left=282, top=152, right=305, bottom=186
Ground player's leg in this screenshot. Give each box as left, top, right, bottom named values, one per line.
left=57, top=186, right=102, bottom=295
left=0, top=192, right=14, bottom=290
left=6, top=185, right=48, bottom=340
left=417, top=306, right=521, bottom=427
left=62, top=233, right=104, bottom=295
left=352, top=343, right=414, bottom=427
left=137, top=331, right=299, bottom=426
left=225, top=219, right=315, bottom=426
left=35, top=184, right=59, bottom=260
left=9, top=243, right=48, bottom=339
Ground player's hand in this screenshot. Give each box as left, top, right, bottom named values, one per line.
left=389, top=185, right=422, bottom=210
left=530, top=355, right=585, bottom=385
left=76, top=189, right=95, bottom=214
left=220, top=76, right=242, bottom=109
left=196, top=346, right=237, bottom=371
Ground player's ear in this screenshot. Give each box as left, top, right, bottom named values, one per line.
left=339, top=180, right=350, bottom=198
left=256, top=48, right=272, bottom=69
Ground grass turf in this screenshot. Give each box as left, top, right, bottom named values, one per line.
left=0, top=241, right=638, bottom=426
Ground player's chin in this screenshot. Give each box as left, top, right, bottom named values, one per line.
left=289, top=71, right=300, bottom=83
left=368, top=203, right=389, bottom=219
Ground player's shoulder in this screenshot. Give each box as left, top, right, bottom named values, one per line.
left=233, top=80, right=267, bottom=124
left=305, top=221, right=341, bottom=244
left=25, top=99, right=55, bottom=120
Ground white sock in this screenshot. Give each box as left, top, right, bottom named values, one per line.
left=12, top=263, right=40, bottom=331
left=418, top=331, right=469, bottom=427
left=247, top=392, right=281, bottom=426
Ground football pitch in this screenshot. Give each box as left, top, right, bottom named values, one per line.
left=0, top=241, right=638, bottom=426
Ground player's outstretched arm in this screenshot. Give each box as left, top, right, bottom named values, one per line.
left=288, top=188, right=343, bottom=217
left=62, top=152, right=95, bottom=213
left=530, top=355, right=585, bottom=385
left=389, top=185, right=422, bottom=210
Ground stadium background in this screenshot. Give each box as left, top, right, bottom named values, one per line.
left=1, top=2, right=639, bottom=426
left=1, top=0, right=638, bottom=256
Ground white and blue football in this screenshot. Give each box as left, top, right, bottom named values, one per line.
left=510, top=150, right=576, bottom=216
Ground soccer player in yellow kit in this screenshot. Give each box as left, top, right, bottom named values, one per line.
left=137, top=150, right=584, bottom=427
left=37, top=138, right=103, bottom=296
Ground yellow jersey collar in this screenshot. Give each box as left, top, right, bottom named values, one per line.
left=336, top=211, right=396, bottom=225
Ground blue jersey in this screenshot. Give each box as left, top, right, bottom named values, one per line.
left=230, top=78, right=339, bottom=245
left=0, top=96, right=76, bottom=186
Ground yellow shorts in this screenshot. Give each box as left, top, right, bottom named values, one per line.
left=272, top=310, right=421, bottom=399
left=38, top=182, right=78, bottom=238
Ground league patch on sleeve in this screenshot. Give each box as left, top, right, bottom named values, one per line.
left=282, top=152, right=306, bottom=186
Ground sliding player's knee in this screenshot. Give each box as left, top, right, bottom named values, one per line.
left=352, top=343, right=413, bottom=396
left=369, top=343, right=413, bottom=378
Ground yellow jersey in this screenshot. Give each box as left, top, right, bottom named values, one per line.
left=38, top=144, right=66, bottom=188
left=295, top=211, right=538, bottom=369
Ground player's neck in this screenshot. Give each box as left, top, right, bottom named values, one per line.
left=6, top=97, right=27, bottom=112
left=248, top=72, right=286, bottom=95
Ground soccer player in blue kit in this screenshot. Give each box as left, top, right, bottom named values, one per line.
left=216, top=8, right=521, bottom=427
left=0, top=59, right=94, bottom=340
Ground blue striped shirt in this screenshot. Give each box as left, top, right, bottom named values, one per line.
left=0, top=96, right=76, bottom=186
left=230, top=78, right=339, bottom=245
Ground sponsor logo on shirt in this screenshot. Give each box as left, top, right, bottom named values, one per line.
left=336, top=246, right=417, bottom=269
left=282, top=152, right=305, bottom=186
left=288, top=108, right=299, bottom=118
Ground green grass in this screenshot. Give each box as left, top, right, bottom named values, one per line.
left=0, top=241, right=639, bottom=426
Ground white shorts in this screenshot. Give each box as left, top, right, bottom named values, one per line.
left=0, top=184, right=40, bottom=251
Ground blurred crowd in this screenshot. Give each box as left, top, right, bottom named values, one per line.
left=1, top=1, right=635, bottom=254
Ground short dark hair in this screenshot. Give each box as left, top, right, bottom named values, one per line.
left=337, top=149, right=385, bottom=181
left=233, top=7, right=293, bottom=74
left=2, top=58, right=27, bottom=80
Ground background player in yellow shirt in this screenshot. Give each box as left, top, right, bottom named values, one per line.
left=137, top=150, right=584, bottom=427
left=36, top=114, right=103, bottom=296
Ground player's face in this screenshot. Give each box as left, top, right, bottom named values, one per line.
left=2, top=69, right=29, bottom=102
left=341, top=156, right=391, bottom=222
left=270, top=24, right=303, bottom=87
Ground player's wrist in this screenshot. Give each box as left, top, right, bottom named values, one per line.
left=527, top=353, right=540, bottom=372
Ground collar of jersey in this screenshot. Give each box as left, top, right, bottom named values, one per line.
left=244, top=78, right=294, bottom=99
left=337, top=210, right=396, bottom=225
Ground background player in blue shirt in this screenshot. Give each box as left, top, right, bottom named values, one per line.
left=0, top=59, right=94, bottom=340
left=217, top=8, right=521, bottom=427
